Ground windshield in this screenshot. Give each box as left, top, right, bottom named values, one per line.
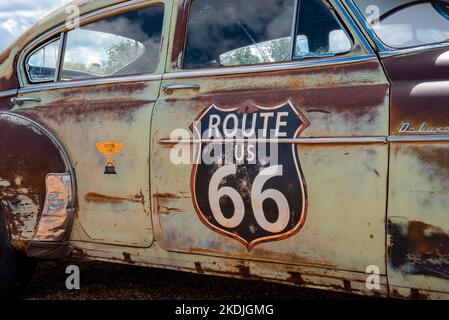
left=353, top=0, right=449, bottom=49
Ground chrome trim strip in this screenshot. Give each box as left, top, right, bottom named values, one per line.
left=289, top=0, right=300, bottom=59
left=332, top=0, right=373, bottom=54
left=55, top=32, right=67, bottom=82
left=345, top=0, right=391, bottom=52
left=17, top=0, right=162, bottom=87
left=160, top=135, right=449, bottom=145
left=0, top=89, right=18, bottom=98
left=18, top=73, right=162, bottom=94
left=387, top=135, right=449, bottom=143
left=379, top=43, right=449, bottom=58
left=159, top=137, right=388, bottom=145
left=163, top=54, right=377, bottom=80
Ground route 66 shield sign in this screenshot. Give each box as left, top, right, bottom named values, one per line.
left=191, top=100, right=309, bottom=251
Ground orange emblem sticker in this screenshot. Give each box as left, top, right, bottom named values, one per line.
left=96, top=142, right=122, bottom=175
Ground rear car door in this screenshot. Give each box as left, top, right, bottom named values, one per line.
left=349, top=0, right=449, bottom=298
left=152, top=0, right=390, bottom=292
left=13, top=0, right=171, bottom=247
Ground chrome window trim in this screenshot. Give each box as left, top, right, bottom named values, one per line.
left=17, top=54, right=375, bottom=94
left=55, top=32, right=67, bottom=82
left=0, top=89, right=18, bottom=98
left=164, top=54, right=377, bottom=80
left=346, top=0, right=449, bottom=57
left=379, top=42, right=449, bottom=58
left=331, top=0, right=373, bottom=54
left=17, top=0, right=165, bottom=88
left=18, top=74, right=162, bottom=95
left=24, top=37, right=61, bottom=84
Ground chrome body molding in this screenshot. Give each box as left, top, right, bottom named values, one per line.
left=18, top=74, right=162, bottom=94
left=387, top=135, right=449, bottom=143
left=159, top=137, right=388, bottom=145
left=163, top=54, right=377, bottom=80
left=160, top=135, right=449, bottom=145
left=0, top=89, right=18, bottom=98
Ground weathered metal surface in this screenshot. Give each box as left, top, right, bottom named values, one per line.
left=16, top=81, right=157, bottom=248
left=0, top=113, right=67, bottom=245
left=3, top=0, right=449, bottom=299
left=382, top=47, right=449, bottom=297
left=150, top=0, right=390, bottom=297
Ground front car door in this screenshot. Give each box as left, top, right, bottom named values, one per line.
left=349, top=0, right=449, bottom=299
left=152, top=0, right=390, bottom=294
left=12, top=0, right=172, bottom=248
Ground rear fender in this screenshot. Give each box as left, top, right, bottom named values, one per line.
left=0, top=112, right=76, bottom=258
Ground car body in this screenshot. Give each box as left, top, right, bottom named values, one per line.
left=0, top=0, right=449, bottom=299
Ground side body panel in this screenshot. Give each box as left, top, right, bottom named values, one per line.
left=384, top=47, right=449, bottom=298
left=16, top=81, right=158, bottom=248
left=149, top=0, right=390, bottom=295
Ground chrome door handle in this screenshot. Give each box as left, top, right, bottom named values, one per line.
left=161, top=84, right=200, bottom=93
left=11, top=97, right=41, bottom=105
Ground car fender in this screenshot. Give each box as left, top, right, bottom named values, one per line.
left=0, top=111, right=76, bottom=258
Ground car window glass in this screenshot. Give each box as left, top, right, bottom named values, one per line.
left=184, top=0, right=296, bottom=69
left=26, top=39, right=60, bottom=83
left=61, top=5, right=164, bottom=81
left=353, top=0, right=449, bottom=49
left=294, top=0, right=352, bottom=58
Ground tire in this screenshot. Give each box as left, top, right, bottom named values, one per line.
left=0, top=209, right=36, bottom=298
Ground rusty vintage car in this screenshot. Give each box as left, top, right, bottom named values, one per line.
left=1, top=0, right=449, bottom=299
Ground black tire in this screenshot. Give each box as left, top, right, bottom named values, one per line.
left=0, top=209, right=36, bottom=298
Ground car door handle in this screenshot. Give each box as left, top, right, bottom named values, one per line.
left=161, top=84, right=200, bottom=93
left=11, top=97, right=41, bottom=105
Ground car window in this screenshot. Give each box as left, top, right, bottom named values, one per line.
left=26, top=38, right=61, bottom=83
left=353, top=0, right=449, bottom=49
left=183, top=0, right=352, bottom=69
left=183, top=0, right=296, bottom=69
left=294, top=0, right=352, bottom=58
left=61, top=5, right=164, bottom=81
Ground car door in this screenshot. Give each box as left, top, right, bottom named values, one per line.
left=151, top=0, right=389, bottom=288
left=12, top=0, right=172, bottom=247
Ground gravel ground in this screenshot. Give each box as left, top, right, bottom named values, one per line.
left=23, top=259, right=368, bottom=300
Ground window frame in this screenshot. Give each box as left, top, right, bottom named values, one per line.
left=180, top=0, right=355, bottom=70
left=23, top=3, right=165, bottom=85
left=24, top=36, right=63, bottom=84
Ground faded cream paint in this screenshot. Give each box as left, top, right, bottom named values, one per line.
left=388, top=143, right=449, bottom=297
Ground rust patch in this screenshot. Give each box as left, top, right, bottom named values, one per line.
left=389, top=219, right=449, bottom=279
left=123, top=252, right=134, bottom=264
left=84, top=192, right=144, bottom=204
left=153, top=193, right=180, bottom=199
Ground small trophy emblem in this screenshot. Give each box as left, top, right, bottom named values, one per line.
left=96, top=142, right=123, bottom=175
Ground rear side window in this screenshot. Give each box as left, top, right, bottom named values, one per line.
left=62, top=5, right=164, bottom=81
left=25, top=5, right=164, bottom=84
left=26, top=38, right=61, bottom=83
left=183, top=0, right=352, bottom=69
